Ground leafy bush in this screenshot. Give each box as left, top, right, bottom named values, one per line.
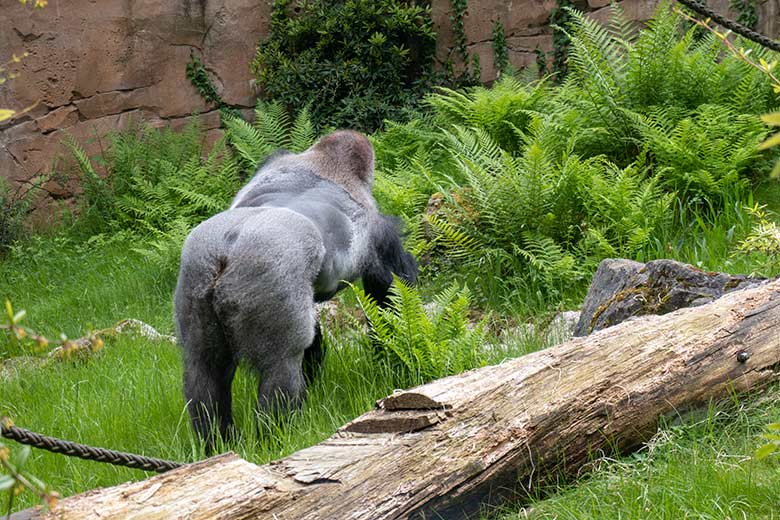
left=353, top=279, right=487, bottom=384
left=369, top=2, right=778, bottom=310
left=427, top=75, right=551, bottom=151
left=65, top=121, right=240, bottom=235
left=558, top=3, right=775, bottom=171
left=251, top=0, right=438, bottom=132
left=636, top=105, right=766, bottom=201
left=63, top=121, right=242, bottom=272
left=734, top=203, right=780, bottom=276
left=414, top=128, right=674, bottom=309
left=222, top=101, right=317, bottom=170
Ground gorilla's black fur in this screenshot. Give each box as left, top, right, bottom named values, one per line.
left=174, top=130, right=417, bottom=447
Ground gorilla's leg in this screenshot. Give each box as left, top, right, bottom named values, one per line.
left=224, top=290, right=315, bottom=418
left=303, top=321, right=324, bottom=383
left=257, top=353, right=308, bottom=415
left=183, top=340, right=237, bottom=449
left=176, top=282, right=237, bottom=450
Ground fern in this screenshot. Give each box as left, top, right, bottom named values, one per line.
left=290, top=105, right=316, bottom=153
left=635, top=105, right=767, bottom=201
left=66, top=121, right=242, bottom=254
left=222, top=116, right=273, bottom=167
left=62, top=136, right=111, bottom=223
left=223, top=101, right=318, bottom=172
left=426, top=75, right=549, bottom=151
left=563, top=7, right=626, bottom=98
left=353, top=278, right=487, bottom=384
left=254, top=101, right=292, bottom=149
left=516, top=232, right=581, bottom=288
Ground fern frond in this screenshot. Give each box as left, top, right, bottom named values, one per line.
left=222, top=115, right=273, bottom=167
left=254, top=100, right=293, bottom=149
left=290, top=104, right=316, bottom=152
left=425, top=213, right=481, bottom=259
left=562, top=7, right=624, bottom=102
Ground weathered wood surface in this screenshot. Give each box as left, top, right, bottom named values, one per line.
left=25, top=280, right=780, bottom=519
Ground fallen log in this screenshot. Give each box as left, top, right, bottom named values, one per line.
left=22, top=280, right=780, bottom=520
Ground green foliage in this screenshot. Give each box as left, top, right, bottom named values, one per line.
left=542, top=2, right=773, bottom=183
left=734, top=203, right=780, bottom=275
left=549, top=0, right=574, bottom=79
left=62, top=121, right=242, bottom=273
left=759, top=112, right=780, bottom=177
left=185, top=54, right=240, bottom=119
left=428, top=75, right=550, bottom=150
left=0, top=178, right=36, bottom=254
left=492, top=20, right=509, bottom=75
left=370, top=2, right=778, bottom=310
left=353, top=278, right=487, bottom=384
left=730, top=0, right=759, bottom=30
left=251, top=0, right=438, bottom=132
left=449, top=0, right=469, bottom=64
left=579, top=161, right=675, bottom=258
left=636, top=105, right=766, bottom=201
left=185, top=54, right=222, bottom=108
left=491, top=393, right=780, bottom=519
left=0, top=438, right=58, bottom=516
left=65, top=121, right=240, bottom=237
left=755, top=422, right=780, bottom=460
left=415, top=128, right=673, bottom=308
left=222, top=101, right=317, bottom=170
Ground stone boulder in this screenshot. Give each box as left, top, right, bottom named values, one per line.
left=574, top=258, right=768, bottom=336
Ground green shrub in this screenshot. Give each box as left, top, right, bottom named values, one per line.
left=62, top=121, right=242, bottom=273
left=65, top=121, right=240, bottom=236
left=222, top=100, right=317, bottom=171
left=636, top=104, right=766, bottom=202
left=559, top=2, right=775, bottom=167
left=251, top=0, right=438, bottom=132
left=0, top=178, right=36, bottom=254
left=427, top=75, right=551, bottom=152
left=353, top=278, right=487, bottom=384
left=369, top=2, right=778, bottom=311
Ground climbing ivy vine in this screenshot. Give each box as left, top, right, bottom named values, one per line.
left=549, top=0, right=574, bottom=80
left=492, top=20, right=509, bottom=74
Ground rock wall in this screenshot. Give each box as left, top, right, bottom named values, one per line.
left=0, top=0, right=269, bottom=212
left=2, top=0, right=779, bottom=213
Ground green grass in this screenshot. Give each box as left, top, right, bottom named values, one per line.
left=1, top=233, right=176, bottom=339
left=0, top=233, right=547, bottom=512
left=2, top=180, right=780, bottom=515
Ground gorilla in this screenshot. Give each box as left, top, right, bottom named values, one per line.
left=174, top=130, right=417, bottom=447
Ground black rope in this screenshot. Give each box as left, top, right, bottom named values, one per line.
left=675, top=0, right=780, bottom=53
left=1, top=418, right=183, bottom=474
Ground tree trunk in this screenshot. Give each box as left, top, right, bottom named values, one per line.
left=23, top=280, right=780, bottom=520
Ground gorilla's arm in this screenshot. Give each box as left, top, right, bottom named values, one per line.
left=362, top=215, right=418, bottom=307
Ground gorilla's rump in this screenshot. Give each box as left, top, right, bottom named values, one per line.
left=182, top=207, right=325, bottom=369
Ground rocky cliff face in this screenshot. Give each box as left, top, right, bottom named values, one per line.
left=2, top=0, right=779, bottom=213
left=0, top=0, right=268, bottom=211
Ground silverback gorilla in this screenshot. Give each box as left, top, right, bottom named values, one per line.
left=174, top=130, right=417, bottom=447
